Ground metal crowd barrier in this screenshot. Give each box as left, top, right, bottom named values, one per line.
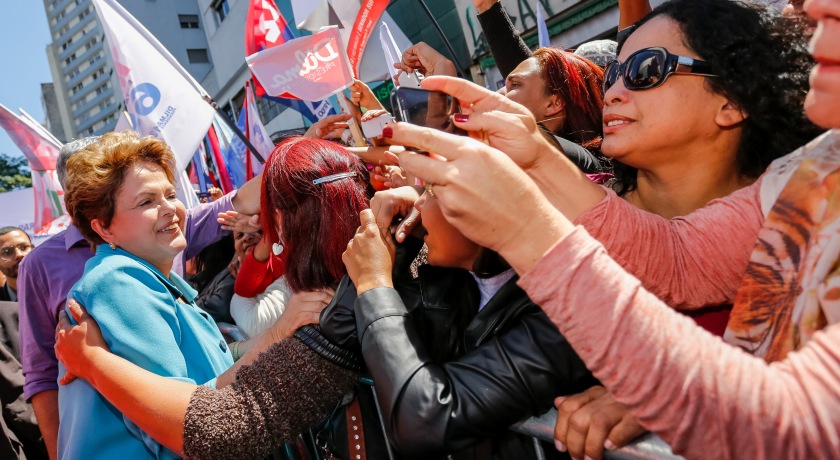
left=510, top=408, right=685, bottom=460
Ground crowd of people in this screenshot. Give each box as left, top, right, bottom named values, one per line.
left=1, top=0, right=838, bottom=458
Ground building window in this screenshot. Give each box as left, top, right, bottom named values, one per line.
left=256, top=94, right=284, bottom=123
left=179, top=14, right=200, bottom=29
left=213, top=0, right=230, bottom=24
left=187, top=48, right=210, bottom=64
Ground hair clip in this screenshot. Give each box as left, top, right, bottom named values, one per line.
left=312, top=171, right=357, bottom=185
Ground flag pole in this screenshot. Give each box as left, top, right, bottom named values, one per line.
left=202, top=95, right=266, bottom=164
left=417, top=0, right=468, bottom=78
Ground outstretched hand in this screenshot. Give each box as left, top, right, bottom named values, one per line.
left=268, top=288, right=336, bottom=342
left=303, top=113, right=353, bottom=140
left=349, top=79, right=385, bottom=111
left=55, top=299, right=109, bottom=385
left=372, top=164, right=409, bottom=189
left=343, top=209, right=396, bottom=295
left=217, top=211, right=261, bottom=234
left=396, top=42, right=456, bottom=77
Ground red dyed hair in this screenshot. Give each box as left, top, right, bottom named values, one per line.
left=532, top=48, right=604, bottom=151
left=260, top=137, right=370, bottom=292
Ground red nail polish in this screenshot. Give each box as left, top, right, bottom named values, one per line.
left=382, top=126, right=393, bottom=138
left=453, top=113, right=469, bottom=123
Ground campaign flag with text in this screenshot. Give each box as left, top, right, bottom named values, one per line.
left=245, top=0, right=334, bottom=123
left=247, top=27, right=354, bottom=101
left=91, top=0, right=215, bottom=190
left=292, top=0, right=412, bottom=82
left=0, top=103, right=66, bottom=234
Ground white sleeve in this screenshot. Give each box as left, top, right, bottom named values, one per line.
left=229, top=276, right=292, bottom=338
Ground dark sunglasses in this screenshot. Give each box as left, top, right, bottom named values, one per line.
left=603, top=47, right=717, bottom=92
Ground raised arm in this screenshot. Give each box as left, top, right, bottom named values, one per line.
left=520, top=228, right=840, bottom=459
left=618, top=0, right=653, bottom=30
left=474, top=0, right=532, bottom=78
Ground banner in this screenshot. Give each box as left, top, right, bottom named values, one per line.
left=91, top=0, right=215, bottom=181
left=345, top=0, right=390, bottom=78
left=292, top=0, right=413, bottom=82
left=247, top=27, right=354, bottom=102
left=0, top=103, right=66, bottom=234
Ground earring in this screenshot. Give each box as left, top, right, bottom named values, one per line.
left=109, top=242, right=116, bottom=250
left=272, top=243, right=284, bottom=256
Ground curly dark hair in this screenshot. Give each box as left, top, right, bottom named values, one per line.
left=611, top=0, right=824, bottom=196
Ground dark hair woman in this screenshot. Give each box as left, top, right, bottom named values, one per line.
left=607, top=0, right=823, bottom=198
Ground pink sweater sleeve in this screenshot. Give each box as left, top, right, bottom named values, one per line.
left=520, top=228, right=840, bottom=459
left=575, top=181, right=763, bottom=310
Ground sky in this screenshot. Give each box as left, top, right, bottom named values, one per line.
left=0, top=2, right=53, bottom=160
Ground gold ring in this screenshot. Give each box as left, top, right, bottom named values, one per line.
left=424, top=183, right=436, bottom=197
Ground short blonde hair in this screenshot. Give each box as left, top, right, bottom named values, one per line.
left=64, top=131, right=176, bottom=246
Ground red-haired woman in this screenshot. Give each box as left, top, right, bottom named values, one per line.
left=53, top=137, right=371, bottom=460
left=398, top=41, right=606, bottom=173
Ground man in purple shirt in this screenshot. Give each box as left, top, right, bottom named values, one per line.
left=16, top=137, right=262, bottom=459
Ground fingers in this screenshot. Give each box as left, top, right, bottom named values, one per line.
left=554, top=387, right=605, bottom=452
left=58, top=309, right=72, bottom=329
left=604, top=414, right=646, bottom=452
left=59, top=373, right=77, bottom=385
left=452, top=110, right=531, bottom=139
left=359, top=209, right=378, bottom=234
left=384, top=150, right=400, bottom=165
left=395, top=207, right=421, bottom=242
left=66, top=298, right=86, bottom=323
left=321, top=113, right=352, bottom=124
left=396, top=149, right=453, bottom=188
left=421, top=75, right=497, bottom=107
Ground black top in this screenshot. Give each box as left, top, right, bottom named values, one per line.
left=477, top=2, right=532, bottom=79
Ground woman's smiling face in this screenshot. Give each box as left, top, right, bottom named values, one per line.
left=95, top=161, right=186, bottom=274
left=601, top=16, right=737, bottom=169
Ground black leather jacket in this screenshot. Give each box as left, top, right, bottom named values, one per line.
left=321, top=241, right=598, bottom=459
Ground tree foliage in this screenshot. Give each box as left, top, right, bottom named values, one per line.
left=0, top=153, right=32, bottom=192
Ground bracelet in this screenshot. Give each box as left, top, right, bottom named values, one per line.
left=231, top=340, right=242, bottom=361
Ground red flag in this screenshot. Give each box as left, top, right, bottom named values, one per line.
left=246, top=0, right=297, bottom=98
left=206, top=125, right=234, bottom=193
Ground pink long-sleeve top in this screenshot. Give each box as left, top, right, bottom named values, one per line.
left=518, top=130, right=840, bottom=459
left=575, top=182, right=764, bottom=310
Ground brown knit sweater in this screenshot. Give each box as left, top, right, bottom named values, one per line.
left=183, top=337, right=358, bottom=460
